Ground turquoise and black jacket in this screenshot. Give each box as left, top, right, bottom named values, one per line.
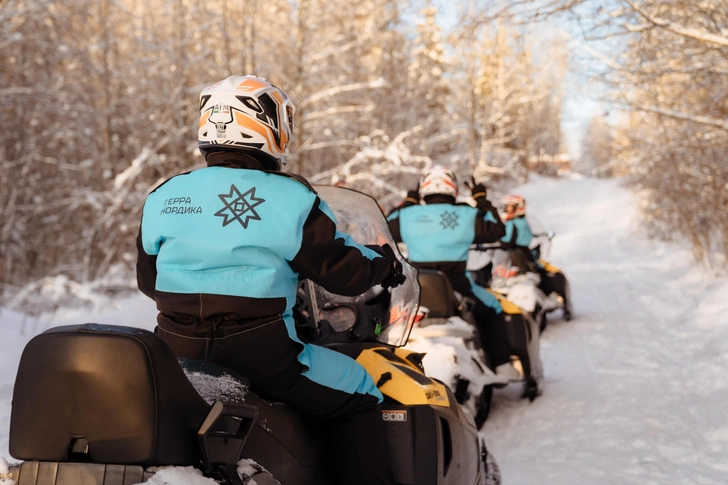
left=136, top=165, right=391, bottom=401
left=501, top=215, right=533, bottom=249
left=387, top=196, right=505, bottom=310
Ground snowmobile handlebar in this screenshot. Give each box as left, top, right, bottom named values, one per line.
left=471, top=243, right=509, bottom=251
left=532, top=231, right=555, bottom=240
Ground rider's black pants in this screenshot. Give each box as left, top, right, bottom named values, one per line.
left=470, top=297, right=512, bottom=368
left=157, top=316, right=394, bottom=485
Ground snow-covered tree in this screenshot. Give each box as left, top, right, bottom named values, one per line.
left=406, top=4, right=452, bottom=159
left=468, top=0, right=728, bottom=265
left=580, top=115, right=615, bottom=177
left=0, top=0, right=569, bottom=309
left=448, top=16, right=567, bottom=182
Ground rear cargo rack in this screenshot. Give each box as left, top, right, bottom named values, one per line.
left=10, top=461, right=154, bottom=485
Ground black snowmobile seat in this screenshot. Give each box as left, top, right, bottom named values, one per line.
left=417, top=269, right=459, bottom=318
left=10, top=324, right=211, bottom=466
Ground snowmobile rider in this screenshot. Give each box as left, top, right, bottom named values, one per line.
left=136, top=75, right=404, bottom=485
left=500, top=194, right=558, bottom=302
left=387, top=166, right=518, bottom=378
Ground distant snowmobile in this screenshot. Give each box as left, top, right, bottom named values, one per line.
left=468, top=236, right=570, bottom=331
left=7, top=186, right=501, bottom=485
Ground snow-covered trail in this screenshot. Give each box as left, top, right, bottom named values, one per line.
left=484, top=176, right=728, bottom=484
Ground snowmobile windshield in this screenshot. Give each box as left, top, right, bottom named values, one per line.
left=312, top=185, right=420, bottom=347
left=488, top=248, right=513, bottom=288
left=526, top=216, right=553, bottom=259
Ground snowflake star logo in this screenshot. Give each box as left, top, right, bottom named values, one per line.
left=440, top=210, right=459, bottom=230
left=214, top=184, right=265, bottom=229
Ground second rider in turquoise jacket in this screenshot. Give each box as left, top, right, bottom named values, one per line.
left=387, top=166, right=513, bottom=370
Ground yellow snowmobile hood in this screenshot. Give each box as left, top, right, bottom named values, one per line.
left=487, top=289, right=525, bottom=315
left=357, top=347, right=450, bottom=407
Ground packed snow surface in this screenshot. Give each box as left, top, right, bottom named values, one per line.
left=1, top=176, right=727, bottom=484
left=482, top=176, right=728, bottom=484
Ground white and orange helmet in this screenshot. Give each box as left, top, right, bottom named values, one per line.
left=419, top=165, right=458, bottom=198
left=501, top=194, right=526, bottom=220
left=198, top=75, right=295, bottom=170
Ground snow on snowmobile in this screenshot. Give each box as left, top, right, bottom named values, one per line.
left=6, top=186, right=501, bottom=485
left=406, top=269, right=543, bottom=422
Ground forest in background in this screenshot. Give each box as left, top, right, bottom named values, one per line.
left=0, top=0, right=566, bottom=310
left=2, top=0, right=728, bottom=312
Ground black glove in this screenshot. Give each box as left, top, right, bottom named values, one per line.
left=470, top=178, right=494, bottom=211
left=378, top=244, right=406, bottom=289
left=471, top=180, right=488, bottom=200
left=403, top=189, right=420, bottom=208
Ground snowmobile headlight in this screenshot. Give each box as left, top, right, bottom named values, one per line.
left=321, top=306, right=357, bottom=332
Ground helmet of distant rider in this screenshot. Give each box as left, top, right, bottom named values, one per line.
left=419, top=165, right=458, bottom=198
left=198, top=75, right=295, bottom=171
left=501, top=194, right=526, bottom=220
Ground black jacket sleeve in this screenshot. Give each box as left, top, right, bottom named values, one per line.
left=136, top=225, right=157, bottom=300
left=473, top=199, right=506, bottom=244
left=289, top=196, right=392, bottom=297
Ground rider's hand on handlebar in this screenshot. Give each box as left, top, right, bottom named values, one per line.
left=378, top=244, right=406, bottom=289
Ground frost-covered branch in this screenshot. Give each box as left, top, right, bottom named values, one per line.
left=304, top=37, right=370, bottom=64
left=298, top=139, right=358, bottom=152
left=303, top=104, right=374, bottom=121
left=113, top=126, right=190, bottom=191
left=300, top=78, right=387, bottom=108
left=624, top=0, right=728, bottom=48
left=626, top=104, right=728, bottom=132
left=0, top=87, right=33, bottom=97
left=308, top=127, right=431, bottom=204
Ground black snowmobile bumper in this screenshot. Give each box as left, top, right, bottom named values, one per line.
left=382, top=386, right=484, bottom=485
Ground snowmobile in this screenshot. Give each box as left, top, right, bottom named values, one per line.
left=6, top=186, right=501, bottom=485
left=468, top=243, right=564, bottom=331
left=407, top=269, right=543, bottom=423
